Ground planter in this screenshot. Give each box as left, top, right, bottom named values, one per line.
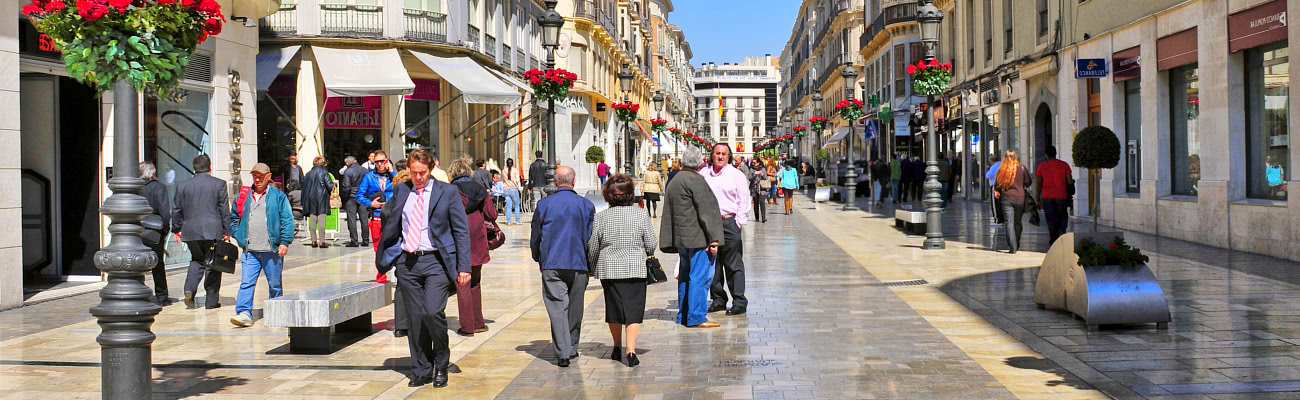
left=1033, top=232, right=1171, bottom=331
left=813, top=187, right=831, bottom=202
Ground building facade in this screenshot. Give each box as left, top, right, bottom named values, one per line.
left=694, top=57, right=781, bottom=159
left=779, top=0, right=866, bottom=173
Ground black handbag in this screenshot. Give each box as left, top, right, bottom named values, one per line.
left=1025, top=193, right=1042, bottom=227
left=645, top=256, right=668, bottom=285
left=204, top=241, right=239, bottom=274
left=140, top=214, right=164, bottom=247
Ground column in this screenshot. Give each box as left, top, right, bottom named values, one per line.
left=296, top=58, right=324, bottom=172
left=0, top=0, right=23, bottom=310
left=1196, top=0, right=1232, bottom=248
left=382, top=96, right=406, bottom=158
left=299, top=0, right=321, bottom=36
left=1289, top=0, right=1300, bottom=261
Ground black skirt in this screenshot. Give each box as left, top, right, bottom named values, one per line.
left=602, top=278, right=647, bottom=324
left=643, top=192, right=660, bottom=201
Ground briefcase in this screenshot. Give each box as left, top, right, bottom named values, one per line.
left=204, top=241, right=239, bottom=274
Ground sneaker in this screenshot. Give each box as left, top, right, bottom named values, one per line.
left=230, top=312, right=254, bottom=327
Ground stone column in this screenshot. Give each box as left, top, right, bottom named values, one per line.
left=1195, top=0, right=1232, bottom=248
left=296, top=57, right=325, bottom=172
left=299, top=0, right=321, bottom=36
left=382, top=96, right=406, bottom=158
left=1288, top=0, right=1300, bottom=261
left=0, top=0, right=24, bottom=310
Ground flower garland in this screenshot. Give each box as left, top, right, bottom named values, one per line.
left=667, top=127, right=681, bottom=141
left=611, top=101, right=640, bottom=122
left=836, top=99, right=865, bottom=122
left=791, top=126, right=807, bottom=137
left=907, top=59, right=952, bottom=97
left=525, top=68, right=577, bottom=102
left=24, top=0, right=225, bottom=99
left=649, top=118, right=668, bottom=132
left=808, top=116, right=828, bottom=132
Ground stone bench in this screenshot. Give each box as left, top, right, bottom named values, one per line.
left=894, top=209, right=926, bottom=235
left=264, top=281, right=393, bottom=353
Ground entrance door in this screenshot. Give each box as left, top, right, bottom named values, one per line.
left=1034, top=103, right=1053, bottom=171
left=20, top=75, right=57, bottom=278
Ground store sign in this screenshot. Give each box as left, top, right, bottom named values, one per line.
left=228, top=70, right=244, bottom=193
left=1113, top=46, right=1141, bottom=82
left=1229, top=0, right=1287, bottom=52
left=1075, top=58, right=1108, bottom=78
left=405, top=79, right=441, bottom=101
left=981, top=89, right=999, bottom=105
left=19, top=19, right=60, bottom=60
left=324, top=96, right=382, bottom=129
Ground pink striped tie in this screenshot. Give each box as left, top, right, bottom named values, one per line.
left=404, top=188, right=425, bottom=253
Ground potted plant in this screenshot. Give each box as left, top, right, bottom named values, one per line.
left=1072, top=125, right=1121, bottom=232
left=585, top=145, right=604, bottom=164
left=1033, top=232, right=1169, bottom=331
left=649, top=118, right=668, bottom=132
left=907, top=59, right=953, bottom=97
left=836, top=99, right=865, bottom=122
left=813, top=180, right=832, bottom=202
left=611, top=101, right=640, bottom=122
left=525, top=68, right=577, bottom=102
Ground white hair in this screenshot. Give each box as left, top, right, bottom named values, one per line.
left=681, top=147, right=705, bottom=169
left=139, top=161, right=157, bottom=179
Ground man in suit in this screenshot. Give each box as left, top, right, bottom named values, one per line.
left=140, top=161, right=173, bottom=306
left=529, top=150, right=548, bottom=209
left=376, top=149, right=471, bottom=388
left=172, top=154, right=232, bottom=309
left=530, top=166, right=596, bottom=367
left=472, top=159, right=494, bottom=190
left=341, top=156, right=370, bottom=247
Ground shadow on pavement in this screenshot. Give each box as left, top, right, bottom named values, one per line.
left=1003, top=356, right=1095, bottom=391
left=153, top=360, right=251, bottom=398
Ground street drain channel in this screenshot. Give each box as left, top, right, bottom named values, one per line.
left=715, top=360, right=785, bottom=368
left=881, top=279, right=930, bottom=287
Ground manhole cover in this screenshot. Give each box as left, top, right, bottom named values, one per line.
left=881, top=279, right=930, bottom=287
left=715, top=360, right=784, bottom=368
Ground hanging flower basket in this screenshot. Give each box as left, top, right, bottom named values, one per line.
left=525, top=68, right=577, bottom=103
left=792, top=126, right=807, bottom=137
left=907, top=59, right=952, bottom=97
left=611, top=101, right=640, bottom=122
left=782, top=134, right=794, bottom=143
left=649, top=118, right=668, bottom=132
left=836, top=99, right=865, bottom=122
left=668, top=127, right=681, bottom=140
left=808, top=116, right=828, bottom=132
left=23, top=0, right=226, bottom=99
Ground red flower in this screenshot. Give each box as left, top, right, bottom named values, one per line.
left=907, top=64, right=917, bottom=75
left=204, top=18, right=223, bottom=35
left=942, top=62, right=952, bottom=70
left=196, top=31, right=208, bottom=43
left=196, top=0, right=221, bottom=15
left=1109, top=243, right=1117, bottom=249
left=21, top=4, right=42, bottom=15
left=928, top=59, right=939, bottom=67
left=181, top=0, right=196, bottom=6
left=107, top=0, right=130, bottom=10
left=45, top=0, right=65, bottom=11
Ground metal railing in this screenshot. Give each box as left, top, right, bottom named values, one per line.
left=502, top=44, right=512, bottom=70
left=320, top=4, right=382, bottom=38
left=485, top=34, right=496, bottom=61
left=258, top=3, right=297, bottom=37
left=403, top=9, right=447, bottom=43
left=575, top=0, right=597, bottom=21
left=516, top=49, right=526, bottom=73
left=467, top=25, right=480, bottom=51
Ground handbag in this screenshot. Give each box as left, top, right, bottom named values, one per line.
left=204, top=241, right=239, bottom=274
left=1025, top=193, right=1042, bottom=227
left=485, top=220, right=505, bottom=250
left=140, top=214, right=164, bottom=247
left=645, top=256, right=667, bottom=285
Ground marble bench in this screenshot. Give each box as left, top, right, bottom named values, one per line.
left=264, top=281, right=393, bottom=353
left=894, top=209, right=927, bottom=235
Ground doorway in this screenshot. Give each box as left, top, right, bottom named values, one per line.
left=1034, top=103, right=1053, bottom=170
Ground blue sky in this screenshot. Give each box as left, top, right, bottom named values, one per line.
left=669, top=0, right=801, bottom=66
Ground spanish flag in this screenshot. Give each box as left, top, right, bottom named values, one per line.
left=717, top=85, right=723, bottom=119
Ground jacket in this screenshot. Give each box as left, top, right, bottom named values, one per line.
left=354, top=170, right=395, bottom=217
left=472, top=168, right=494, bottom=190
left=530, top=187, right=596, bottom=271
left=375, top=180, right=471, bottom=282
left=588, top=206, right=656, bottom=280
left=937, top=160, right=953, bottom=182
left=230, top=187, right=295, bottom=250
left=142, top=179, right=171, bottom=236
left=659, top=170, right=724, bottom=253
left=342, top=163, right=369, bottom=201
left=301, top=166, right=335, bottom=215
left=286, top=164, right=304, bottom=192
left=529, top=159, right=548, bottom=188
left=172, top=172, right=232, bottom=241
left=642, top=170, right=663, bottom=194
left=453, top=176, right=499, bottom=266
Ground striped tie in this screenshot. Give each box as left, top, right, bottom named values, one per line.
left=404, top=188, right=425, bottom=253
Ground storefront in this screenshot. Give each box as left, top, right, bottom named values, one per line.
left=1230, top=0, right=1288, bottom=201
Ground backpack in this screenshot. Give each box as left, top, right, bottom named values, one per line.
left=234, top=186, right=251, bottom=219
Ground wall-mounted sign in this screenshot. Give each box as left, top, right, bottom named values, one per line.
left=1229, top=0, right=1287, bottom=52
left=324, top=96, right=382, bottom=129
left=405, top=79, right=441, bottom=101
left=228, top=70, right=244, bottom=195
left=19, top=19, right=60, bottom=60
left=981, top=89, right=999, bottom=105
left=1075, top=58, right=1108, bottom=78
left=1113, top=46, right=1140, bottom=82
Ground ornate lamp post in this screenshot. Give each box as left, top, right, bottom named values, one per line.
left=841, top=64, right=860, bottom=210
left=782, top=115, right=791, bottom=157
left=653, top=91, right=665, bottom=166
left=812, top=91, right=824, bottom=172
left=538, top=0, right=564, bottom=193
left=794, top=108, right=805, bottom=160
left=618, top=63, right=636, bottom=175
left=918, top=0, right=946, bottom=249
left=670, top=105, right=681, bottom=162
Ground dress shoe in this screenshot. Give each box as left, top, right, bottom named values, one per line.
left=393, top=329, right=408, bottom=338
left=407, top=375, right=432, bottom=387
left=726, top=308, right=747, bottom=316
left=183, top=291, right=195, bottom=308
left=473, top=326, right=489, bottom=334
left=624, top=353, right=640, bottom=367
left=344, top=241, right=359, bottom=248
left=557, top=358, right=570, bottom=368
left=205, top=304, right=221, bottom=309
left=361, top=241, right=371, bottom=247
left=318, top=242, right=330, bottom=249
left=432, top=369, right=449, bottom=387
left=610, top=347, right=622, bottom=362
left=707, top=304, right=727, bottom=313
left=694, top=321, right=721, bottom=328
left=455, top=329, right=474, bottom=337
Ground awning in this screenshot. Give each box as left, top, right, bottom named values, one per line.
left=825, top=127, right=852, bottom=146
left=635, top=120, right=655, bottom=141
left=409, top=51, right=522, bottom=105
left=487, top=68, right=533, bottom=95
left=312, top=46, right=414, bottom=97
left=256, top=45, right=300, bottom=92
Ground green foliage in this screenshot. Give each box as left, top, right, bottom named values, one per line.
left=815, top=148, right=829, bottom=162
left=584, top=146, right=605, bottom=164
left=1076, top=237, right=1149, bottom=268
left=910, top=65, right=952, bottom=96
left=1072, top=126, right=1122, bottom=170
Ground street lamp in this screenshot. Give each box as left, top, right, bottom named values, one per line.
left=653, top=91, right=664, bottom=167
left=841, top=63, right=860, bottom=211
left=670, top=105, right=681, bottom=162
left=618, top=63, right=636, bottom=175
left=538, top=0, right=564, bottom=194
left=782, top=115, right=791, bottom=158
left=918, top=0, right=945, bottom=249
left=795, top=108, right=805, bottom=160
left=812, top=91, right=824, bottom=173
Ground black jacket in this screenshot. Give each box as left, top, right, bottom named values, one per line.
left=528, top=159, right=547, bottom=188
left=172, top=173, right=231, bottom=241
left=342, top=163, right=368, bottom=200
left=142, top=179, right=171, bottom=245
left=301, top=166, right=335, bottom=215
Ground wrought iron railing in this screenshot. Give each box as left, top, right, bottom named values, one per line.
left=485, top=34, right=496, bottom=61
left=320, top=4, right=383, bottom=38
left=258, top=3, right=297, bottom=37
left=403, top=9, right=447, bottom=43
left=467, top=25, right=480, bottom=51
left=502, top=44, right=512, bottom=70
left=575, top=0, right=596, bottom=21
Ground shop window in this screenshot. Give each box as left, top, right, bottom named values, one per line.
left=405, top=99, right=441, bottom=156
left=143, top=88, right=211, bottom=265
left=1245, top=42, right=1289, bottom=200
left=1003, top=102, right=1019, bottom=153
left=1124, top=78, right=1142, bottom=193
left=1170, top=64, right=1200, bottom=196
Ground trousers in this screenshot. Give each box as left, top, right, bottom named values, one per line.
left=891, top=179, right=901, bottom=202
left=752, top=194, right=767, bottom=222
left=343, top=198, right=369, bottom=244
left=184, top=240, right=222, bottom=307
left=235, top=251, right=283, bottom=315
left=1043, top=198, right=1070, bottom=245
left=371, top=217, right=407, bottom=331
left=502, top=189, right=521, bottom=224
left=149, top=243, right=168, bottom=298
left=394, top=252, right=453, bottom=377
left=676, top=247, right=714, bottom=327
left=1001, top=200, right=1027, bottom=253
left=541, top=269, right=587, bottom=359
left=455, top=265, right=485, bottom=332
left=710, top=217, right=746, bottom=310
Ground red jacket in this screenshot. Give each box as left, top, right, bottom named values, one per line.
left=455, top=179, right=499, bottom=266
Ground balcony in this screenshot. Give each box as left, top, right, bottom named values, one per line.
left=403, top=9, right=447, bottom=43
left=320, top=4, right=382, bottom=38
left=485, top=34, right=496, bottom=61
left=575, top=0, right=597, bottom=20
left=258, top=3, right=297, bottom=37
left=860, top=4, right=915, bottom=52
left=502, top=44, right=512, bottom=70
left=467, top=25, right=480, bottom=51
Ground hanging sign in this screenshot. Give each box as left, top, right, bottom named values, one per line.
left=324, top=96, right=383, bottom=129
left=1075, top=58, right=1108, bottom=78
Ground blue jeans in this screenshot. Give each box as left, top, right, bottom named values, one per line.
left=873, top=181, right=883, bottom=203
left=676, top=247, right=715, bottom=327
left=503, top=189, right=521, bottom=224
left=940, top=182, right=951, bottom=207
left=235, top=251, right=284, bottom=315
left=599, top=175, right=607, bottom=184
left=891, top=179, right=901, bottom=202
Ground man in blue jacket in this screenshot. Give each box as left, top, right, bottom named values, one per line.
left=530, top=166, right=595, bottom=367
left=230, top=163, right=295, bottom=327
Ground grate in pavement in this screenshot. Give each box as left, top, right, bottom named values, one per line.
left=715, top=359, right=784, bottom=368
left=881, top=279, right=930, bottom=287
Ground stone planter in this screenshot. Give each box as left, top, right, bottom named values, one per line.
left=813, top=187, right=831, bottom=202
left=1033, top=232, right=1171, bottom=331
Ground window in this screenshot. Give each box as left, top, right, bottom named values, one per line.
left=967, top=0, right=975, bottom=69
left=983, top=0, right=992, bottom=61
left=1003, top=102, right=1020, bottom=153
left=1003, top=0, right=1013, bottom=55
left=721, top=126, right=729, bottom=139
left=403, top=0, right=441, bottom=11
left=1170, top=64, right=1200, bottom=196
left=1245, top=42, right=1289, bottom=200
left=894, top=45, right=905, bottom=98
left=572, top=46, right=585, bottom=78
left=1037, top=0, right=1048, bottom=37
left=1124, top=78, right=1142, bottom=193
left=1087, top=78, right=1100, bottom=126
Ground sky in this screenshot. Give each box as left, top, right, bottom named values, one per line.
left=669, top=0, right=801, bottom=66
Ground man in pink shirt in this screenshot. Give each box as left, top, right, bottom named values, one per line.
left=701, top=144, right=751, bottom=315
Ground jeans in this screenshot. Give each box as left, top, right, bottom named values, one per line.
left=235, top=251, right=284, bottom=315
left=940, top=182, right=950, bottom=208
left=1043, top=198, right=1070, bottom=245
left=599, top=175, right=607, bottom=185
left=676, top=247, right=714, bottom=327
left=503, top=189, right=521, bottom=224
left=873, top=181, right=883, bottom=203
left=1001, top=200, right=1027, bottom=253
left=891, top=179, right=901, bottom=202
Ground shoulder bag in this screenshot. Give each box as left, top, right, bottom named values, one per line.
left=645, top=255, right=667, bottom=285
left=485, top=220, right=505, bottom=250
left=204, top=241, right=239, bottom=274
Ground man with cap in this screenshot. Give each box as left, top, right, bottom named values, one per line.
left=229, top=163, right=296, bottom=327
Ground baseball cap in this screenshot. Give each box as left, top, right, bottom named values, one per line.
left=251, top=163, right=271, bottom=175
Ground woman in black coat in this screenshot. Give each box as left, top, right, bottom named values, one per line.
left=301, top=156, right=335, bottom=248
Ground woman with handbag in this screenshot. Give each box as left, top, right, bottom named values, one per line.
left=448, top=159, right=499, bottom=337
left=751, top=160, right=769, bottom=223
left=641, top=164, right=663, bottom=218
left=301, top=156, right=335, bottom=248
left=994, top=150, right=1034, bottom=254
left=767, top=163, right=779, bottom=205
left=587, top=174, right=657, bottom=367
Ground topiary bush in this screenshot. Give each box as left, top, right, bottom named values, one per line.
left=1072, top=126, right=1121, bottom=170
left=585, top=145, right=604, bottom=164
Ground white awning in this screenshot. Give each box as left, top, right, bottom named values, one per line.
left=312, top=46, right=415, bottom=97
left=824, top=127, right=852, bottom=146
left=255, top=45, right=300, bottom=92
left=487, top=68, right=533, bottom=95
left=409, top=52, right=522, bottom=105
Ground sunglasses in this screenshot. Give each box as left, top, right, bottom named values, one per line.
left=375, top=160, right=391, bottom=165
